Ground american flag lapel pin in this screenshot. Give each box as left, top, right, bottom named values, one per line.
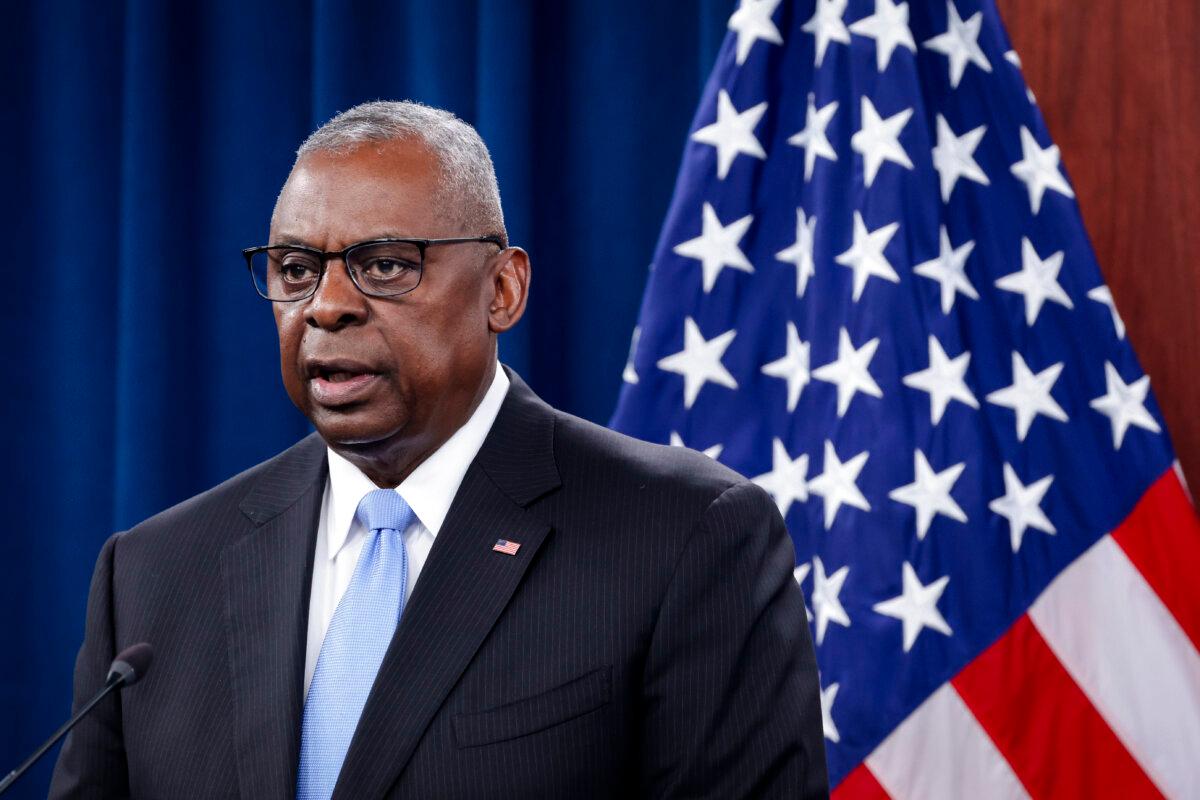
left=492, top=539, right=521, bottom=556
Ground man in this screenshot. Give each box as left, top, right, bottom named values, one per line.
left=50, top=101, right=828, bottom=798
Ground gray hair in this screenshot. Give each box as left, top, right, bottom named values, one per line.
left=296, top=100, right=506, bottom=242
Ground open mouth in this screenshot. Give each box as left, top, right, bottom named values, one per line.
left=306, top=361, right=382, bottom=405
left=317, top=369, right=370, bottom=383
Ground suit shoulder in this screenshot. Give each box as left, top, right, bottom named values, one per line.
left=119, top=434, right=325, bottom=548
left=544, top=412, right=784, bottom=581
left=551, top=410, right=749, bottom=504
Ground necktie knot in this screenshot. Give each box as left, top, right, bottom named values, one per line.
left=355, top=488, right=414, bottom=533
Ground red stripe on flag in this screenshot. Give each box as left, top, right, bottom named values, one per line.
left=952, top=614, right=1162, bottom=799
left=833, top=763, right=891, bottom=800
left=1110, top=467, right=1200, bottom=651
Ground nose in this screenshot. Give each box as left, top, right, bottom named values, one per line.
left=304, top=258, right=369, bottom=331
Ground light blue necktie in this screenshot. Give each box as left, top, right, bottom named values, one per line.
left=297, top=488, right=414, bottom=800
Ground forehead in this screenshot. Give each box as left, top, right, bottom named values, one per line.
left=271, top=139, right=458, bottom=248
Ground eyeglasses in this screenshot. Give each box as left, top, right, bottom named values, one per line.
left=242, top=236, right=505, bottom=302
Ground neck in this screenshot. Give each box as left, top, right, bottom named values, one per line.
left=337, top=440, right=439, bottom=489
left=328, top=361, right=498, bottom=488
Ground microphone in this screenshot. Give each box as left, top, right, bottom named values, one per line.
left=0, top=642, right=154, bottom=795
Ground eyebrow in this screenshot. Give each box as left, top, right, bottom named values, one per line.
left=268, top=232, right=421, bottom=249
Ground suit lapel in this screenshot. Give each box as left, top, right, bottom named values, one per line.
left=333, top=371, right=562, bottom=799
left=222, top=434, right=327, bottom=800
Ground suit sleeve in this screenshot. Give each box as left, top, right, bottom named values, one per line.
left=639, top=480, right=829, bottom=799
left=48, top=532, right=131, bottom=800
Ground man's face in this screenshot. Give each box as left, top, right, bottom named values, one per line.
left=270, top=140, right=502, bottom=466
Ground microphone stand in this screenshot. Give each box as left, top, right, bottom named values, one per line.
left=0, top=673, right=126, bottom=795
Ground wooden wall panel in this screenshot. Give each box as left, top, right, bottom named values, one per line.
left=997, top=0, right=1200, bottom=494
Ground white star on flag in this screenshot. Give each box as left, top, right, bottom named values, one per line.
left=656, top=317, right=738, bottom=409
left=903, top=335, right=978, bottom=425
left=761, top=321, right=811, bottom=411
left=776, top=208, right=817, bottom=297
left=986, top=352, right=1068, bottom=442
left=835, top=212, right=900, bottom=301
left=851, top=96, right=913, bottom=187
left=1010, top=126, right=1075, bottom=214
left=913, top=225, right=979, bottom=313
left=812, top=555, right=851, bottom=644
left=923, top=1, right=992, bottom=88
left=989, top=463, right=1056, bottom=552
left=889, top=450, right=968, bottom=540
left=848, top=0, right=916, bottom=72
left=1004, top=49, right=1038, bottom=104
left=872, top=562, right=953, bottom=652
left=813, top=327, right=883, bottom=417
left=808, top=440, right=871, bottom=529
left=802, top=0, right=850, bottom=67
left=727, top=0, right=784, bottom=65
left=995, top=237, right=1073, bottom=326
left=690, top=90, right=768, bottom=180
left=753, top=438, right=810, bottom=518
left=820, top=682, right=841, bottom=743
left=793, top=563, right=813, bottom=621
left=672, top=203, right=754, bottom=292
left=669, top=431, right=724, bottom=461
left=1087, top=285, right=1126, bottom=340
left=622, top=326, right=640, bottom=384
left=1089, top=361, right=1161, bottom=448
left=789, top=95, right=839, bottom=181
left=931, top=114, right=990, bottom=202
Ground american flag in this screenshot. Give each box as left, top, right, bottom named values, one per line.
left=492, top=539, right=522, bottom=556
left=609, top=0, right=1200, bottom=796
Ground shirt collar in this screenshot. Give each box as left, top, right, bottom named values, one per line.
left=324, top=364, right=510, bottom=560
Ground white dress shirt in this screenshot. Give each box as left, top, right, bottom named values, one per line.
left=303, top=365, right=511, bottom=695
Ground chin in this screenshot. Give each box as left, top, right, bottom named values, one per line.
left=309, top=406, right=408, bottom=450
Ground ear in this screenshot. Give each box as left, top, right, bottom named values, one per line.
left=488, top=247, right=531, bottom=334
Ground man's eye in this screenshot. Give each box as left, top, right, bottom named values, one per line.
left=279, top=261, right=318, bottom=283
left=362, top=258, right=418, bottom=279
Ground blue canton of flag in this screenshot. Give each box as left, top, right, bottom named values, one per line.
left=611, top=0, right=1199, bottom=795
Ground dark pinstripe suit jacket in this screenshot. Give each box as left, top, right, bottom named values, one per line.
left=50, top=371, right=829, bottom=799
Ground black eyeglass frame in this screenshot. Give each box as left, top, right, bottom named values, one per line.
left=242, top=235, right=506, bottom=302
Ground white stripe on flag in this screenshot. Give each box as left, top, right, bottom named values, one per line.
left=865, top=683, right=1030, bottom=800
left=1030, top=534, right=1200, bottom=800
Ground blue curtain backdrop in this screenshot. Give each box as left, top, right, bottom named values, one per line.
left=0, top=1, right=732, bottom=793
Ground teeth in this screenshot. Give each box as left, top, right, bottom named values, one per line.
left=314, top=368, right=373, bottom=383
